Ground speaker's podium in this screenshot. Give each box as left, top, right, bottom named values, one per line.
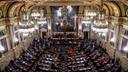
left=51, top=32, right=82, bottom=45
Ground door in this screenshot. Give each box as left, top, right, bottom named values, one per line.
left=84, top=31, right=88, bottom=39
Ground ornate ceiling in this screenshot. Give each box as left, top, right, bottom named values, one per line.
left=0, top=0, right=128, bottom=19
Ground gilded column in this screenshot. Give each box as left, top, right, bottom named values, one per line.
left=5, top=19, right=12, bottom=50
left=106, top=20, right=111, bottom=48
left=46, top=6, right=51, bottom=38
left=5, top=19, right=16, bottom=59
left=115, top=18, right=123, bottom=49
left=113, top=18, right=123, bottom=61
left=78, top=6, right=84, bottom=38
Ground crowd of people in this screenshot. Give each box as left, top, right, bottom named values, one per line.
left=1, top=37, right=126, bottom=72
left=66, top=39, right=125, bottom=72
left=35, top=46, right=60, bottom=72
left=2, top=37, right=49, bottom=72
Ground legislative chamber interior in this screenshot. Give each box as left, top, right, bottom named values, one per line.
left=0, top=0, right=128, bottom=72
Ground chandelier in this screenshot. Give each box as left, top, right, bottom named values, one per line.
left=31, top=7, right=47, bottom=25
left=18, top=3, right=47, bottom=38
left=93, top=11, right=108, bottom=28
left=19, top=3, right=32, bottom=26
left=31, top=8, right=40, bottom=19
left=93, top=0, right=108, bottom=28
left=18, top=2, right=37, bottom=37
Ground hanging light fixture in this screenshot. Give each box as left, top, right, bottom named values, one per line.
left=93, top=0, right=108, bottom=28
left=31, top=7, right=40, bottom=20
left=38, top=8, right=47, bottom=24
left=92, top=0, right=108, bottom=34
left=31, top=10, right=40, bottom=17
left=82, top=6, right=97, bottom=29
left=19, top=2, right=30, bottom=26
left=84, top=6, right=97, bottom=17
left=18, top=2, right=36, bottom=34
left=31, top=7, right=47, bottom=26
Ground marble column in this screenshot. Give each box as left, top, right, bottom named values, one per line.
left=113, top=19, right=123, bottom=62
left=5, top=20, right=12, bottom=50
left=5, top=19, right=16, bottom=58
left=105, top=21, right=111, bottom=48
left=47, top=6, right=51, bottom=38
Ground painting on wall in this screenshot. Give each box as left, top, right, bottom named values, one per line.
left=51, top=6, right=79, bottom=32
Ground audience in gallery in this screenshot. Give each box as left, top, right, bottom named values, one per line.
left=1, top=37, right=126, bottom=72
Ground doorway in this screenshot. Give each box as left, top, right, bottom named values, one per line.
left=42, top=32, right=46, bottom=38
left=84, top=31, right=89, bottom=39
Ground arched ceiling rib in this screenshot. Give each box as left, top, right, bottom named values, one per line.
left=103, top=4, right=110, bottom=16
left=121, top=0, right=128, bottom=6
left=117, top=1, right=126, bottom=17
left=110, top=1, right=121, bottom=16
left=104, top=1, right=120, bottom=16
left=8, top=2, right=24, bottom=17
left=4, top=2, right=15, bottom=18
